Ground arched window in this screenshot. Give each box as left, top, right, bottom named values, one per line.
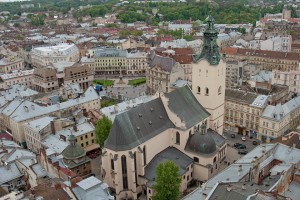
left=205, top=87, right=209, bottom=96
left=110, top=154, right=114, bottom=171
left=218, top=86, right=221, bottom=95
left=133, top=152, right=138, bottom=187
left=176, top=132, right=180, bottom=144
left=121, top=155, right=128, bottom=189
left=143, top=146, right=147, bottom=166
left=197, top=86, right=201, bottom=94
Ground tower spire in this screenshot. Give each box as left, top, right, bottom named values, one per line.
left=192, top=15, right=221, bottom=65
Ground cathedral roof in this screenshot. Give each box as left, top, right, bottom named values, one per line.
left=105, top=86, right=210, bottom=151
left=165, top=86, right=210, bottom=129
left=104, top=98, right=175, bottom=151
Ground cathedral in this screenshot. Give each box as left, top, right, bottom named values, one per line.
left=101, top=16, right=227, bottom=200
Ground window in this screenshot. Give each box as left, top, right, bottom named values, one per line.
left=85, top=135, right=88, bottom=139
left=121, top=155, right=128, bottom=189
left=143, top=146, right=147, bottom=166
left=176, top=132, right=180, bottom=144
left=80, top=136, right=83, bottom=140
left=194, top=157, right=199, bottom=163
left=91, top=132, right=94, bottom=137
left=213, top=157, right=216, bottom=163
left=134, top=152, right=138, bottom=186
left=205, top=87, right=209, bottom=96
left=197, top=86, right=201, bottom=94
left=218, top=86, right=221, bottom=95
left=110, top=155, right=114, bottom=170
left=86, top=141, right=89, bottom=146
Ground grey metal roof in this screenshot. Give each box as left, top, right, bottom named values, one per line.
left=104, top=98, right=175, bottom=151
left=0, top=163, right=23, bottom=184
left=185, top=130, right=217, bottom=155
left=225, top=89, right=258, bottom=105
left=149, top=53, right=177, bottom=72
left=144, top=147, right=193, bottom=185
left=73, top=177, right=114, bottom=200
left=165, top=85, right=210, bottom=129
left=208, top=129, right=226, bottom=147
left=94, top=48, right=127, bottom=58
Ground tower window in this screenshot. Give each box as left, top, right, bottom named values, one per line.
left=205, top=88, right=209, bottom=96
left=176, top=132, right=180, bottom=144
left=197, top=86, right=201, bottom=94
left=218, top=86, right=221, bottom=95
left=121, top=155, right=128, bottom=189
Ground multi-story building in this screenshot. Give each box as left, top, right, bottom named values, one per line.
left=222, top=47, right=300, bottom=71
left=126, top=50, right=148, bottom=75
left=93, top=48, right=127, bottom=75
left=24, top=116, right=98, bottom=155
left=0, top=86, right=99, bottom=146
left=146, top=53, right=184, bottom=94
left=272, top=70, right=300, bottom=94
left=32, top=62, right=93, bottom=92
left=0, top=56, right=24, bottom=73
left=30, top=43, right=80, bottom=68
left=92, top=48, right=148, bottom=75
left=0, top=69, right=33, bottom=90
left=260, top=35, right=292, bottom=52
left=224, top=89, right=268, bottom=137
left=225, top=61, right=262, bottom=88
left=183, top=143, right=300, bottom=200
left=258, top=96, right=300, bottom=142
left=154, top=48, right=193, bottom=81
left=168, top=23, right=192, bottom=35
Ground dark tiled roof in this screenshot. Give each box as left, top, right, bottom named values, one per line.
left=165, top=86, right=210, bottom=129
left=225, top=89, right=258, bottom=104
left=185, top=130, right=217, bottom=155
left=144, top=147, right=193, bottom=185
left=271, top=132, right=300, bottom=149
left=149, top=54, right=176, bottom=72
left=208, top=129, right=226, bottom=147
left=104, top=98, right=175, bottom=151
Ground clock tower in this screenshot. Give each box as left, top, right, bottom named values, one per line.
left=192, top=16, right=225, bottom=134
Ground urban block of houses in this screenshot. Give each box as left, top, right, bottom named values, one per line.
left=0, top=86, right=100, bottom=146
left=183, top=143, right=300, bottom=200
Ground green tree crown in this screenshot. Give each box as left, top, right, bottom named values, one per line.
left=152, top=161, right=182, bottom=200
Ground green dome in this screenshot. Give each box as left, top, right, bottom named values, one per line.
left=62, top=142, right=86, bottom=160
left=62, top=144, right=85, bottom=160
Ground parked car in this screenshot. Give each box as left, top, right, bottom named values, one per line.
left=234, top=143, right=242, bottom=148
left=231, top=134, right=236, bottom=138
left=238, top=149, right=248, bottom=154
left=241, top=137, right=246, bottom=141
left=237, top=144, right=246, bottom=149
left=234, top=143, right=246, bottom=149
left=252, top=140, right=258, bottom=145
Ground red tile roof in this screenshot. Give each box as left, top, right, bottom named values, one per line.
left=222, top=47, right=300, bottom=61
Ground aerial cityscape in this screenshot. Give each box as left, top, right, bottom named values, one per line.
left=0, top=0, right=300, bottom=199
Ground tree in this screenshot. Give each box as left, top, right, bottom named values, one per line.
left=95, top=116, right=112, bottom=148
left=14, top=22, right=20, bottom=27
left=152, top=161, right=182, bottom=200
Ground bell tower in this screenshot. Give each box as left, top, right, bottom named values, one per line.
left=192, top=15, right=225, bottom=135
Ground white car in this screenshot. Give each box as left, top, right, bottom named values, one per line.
left=241, top=137, right=246, bottom=141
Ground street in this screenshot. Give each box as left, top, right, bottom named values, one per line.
left=223, top=130, right=260, bottom=152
